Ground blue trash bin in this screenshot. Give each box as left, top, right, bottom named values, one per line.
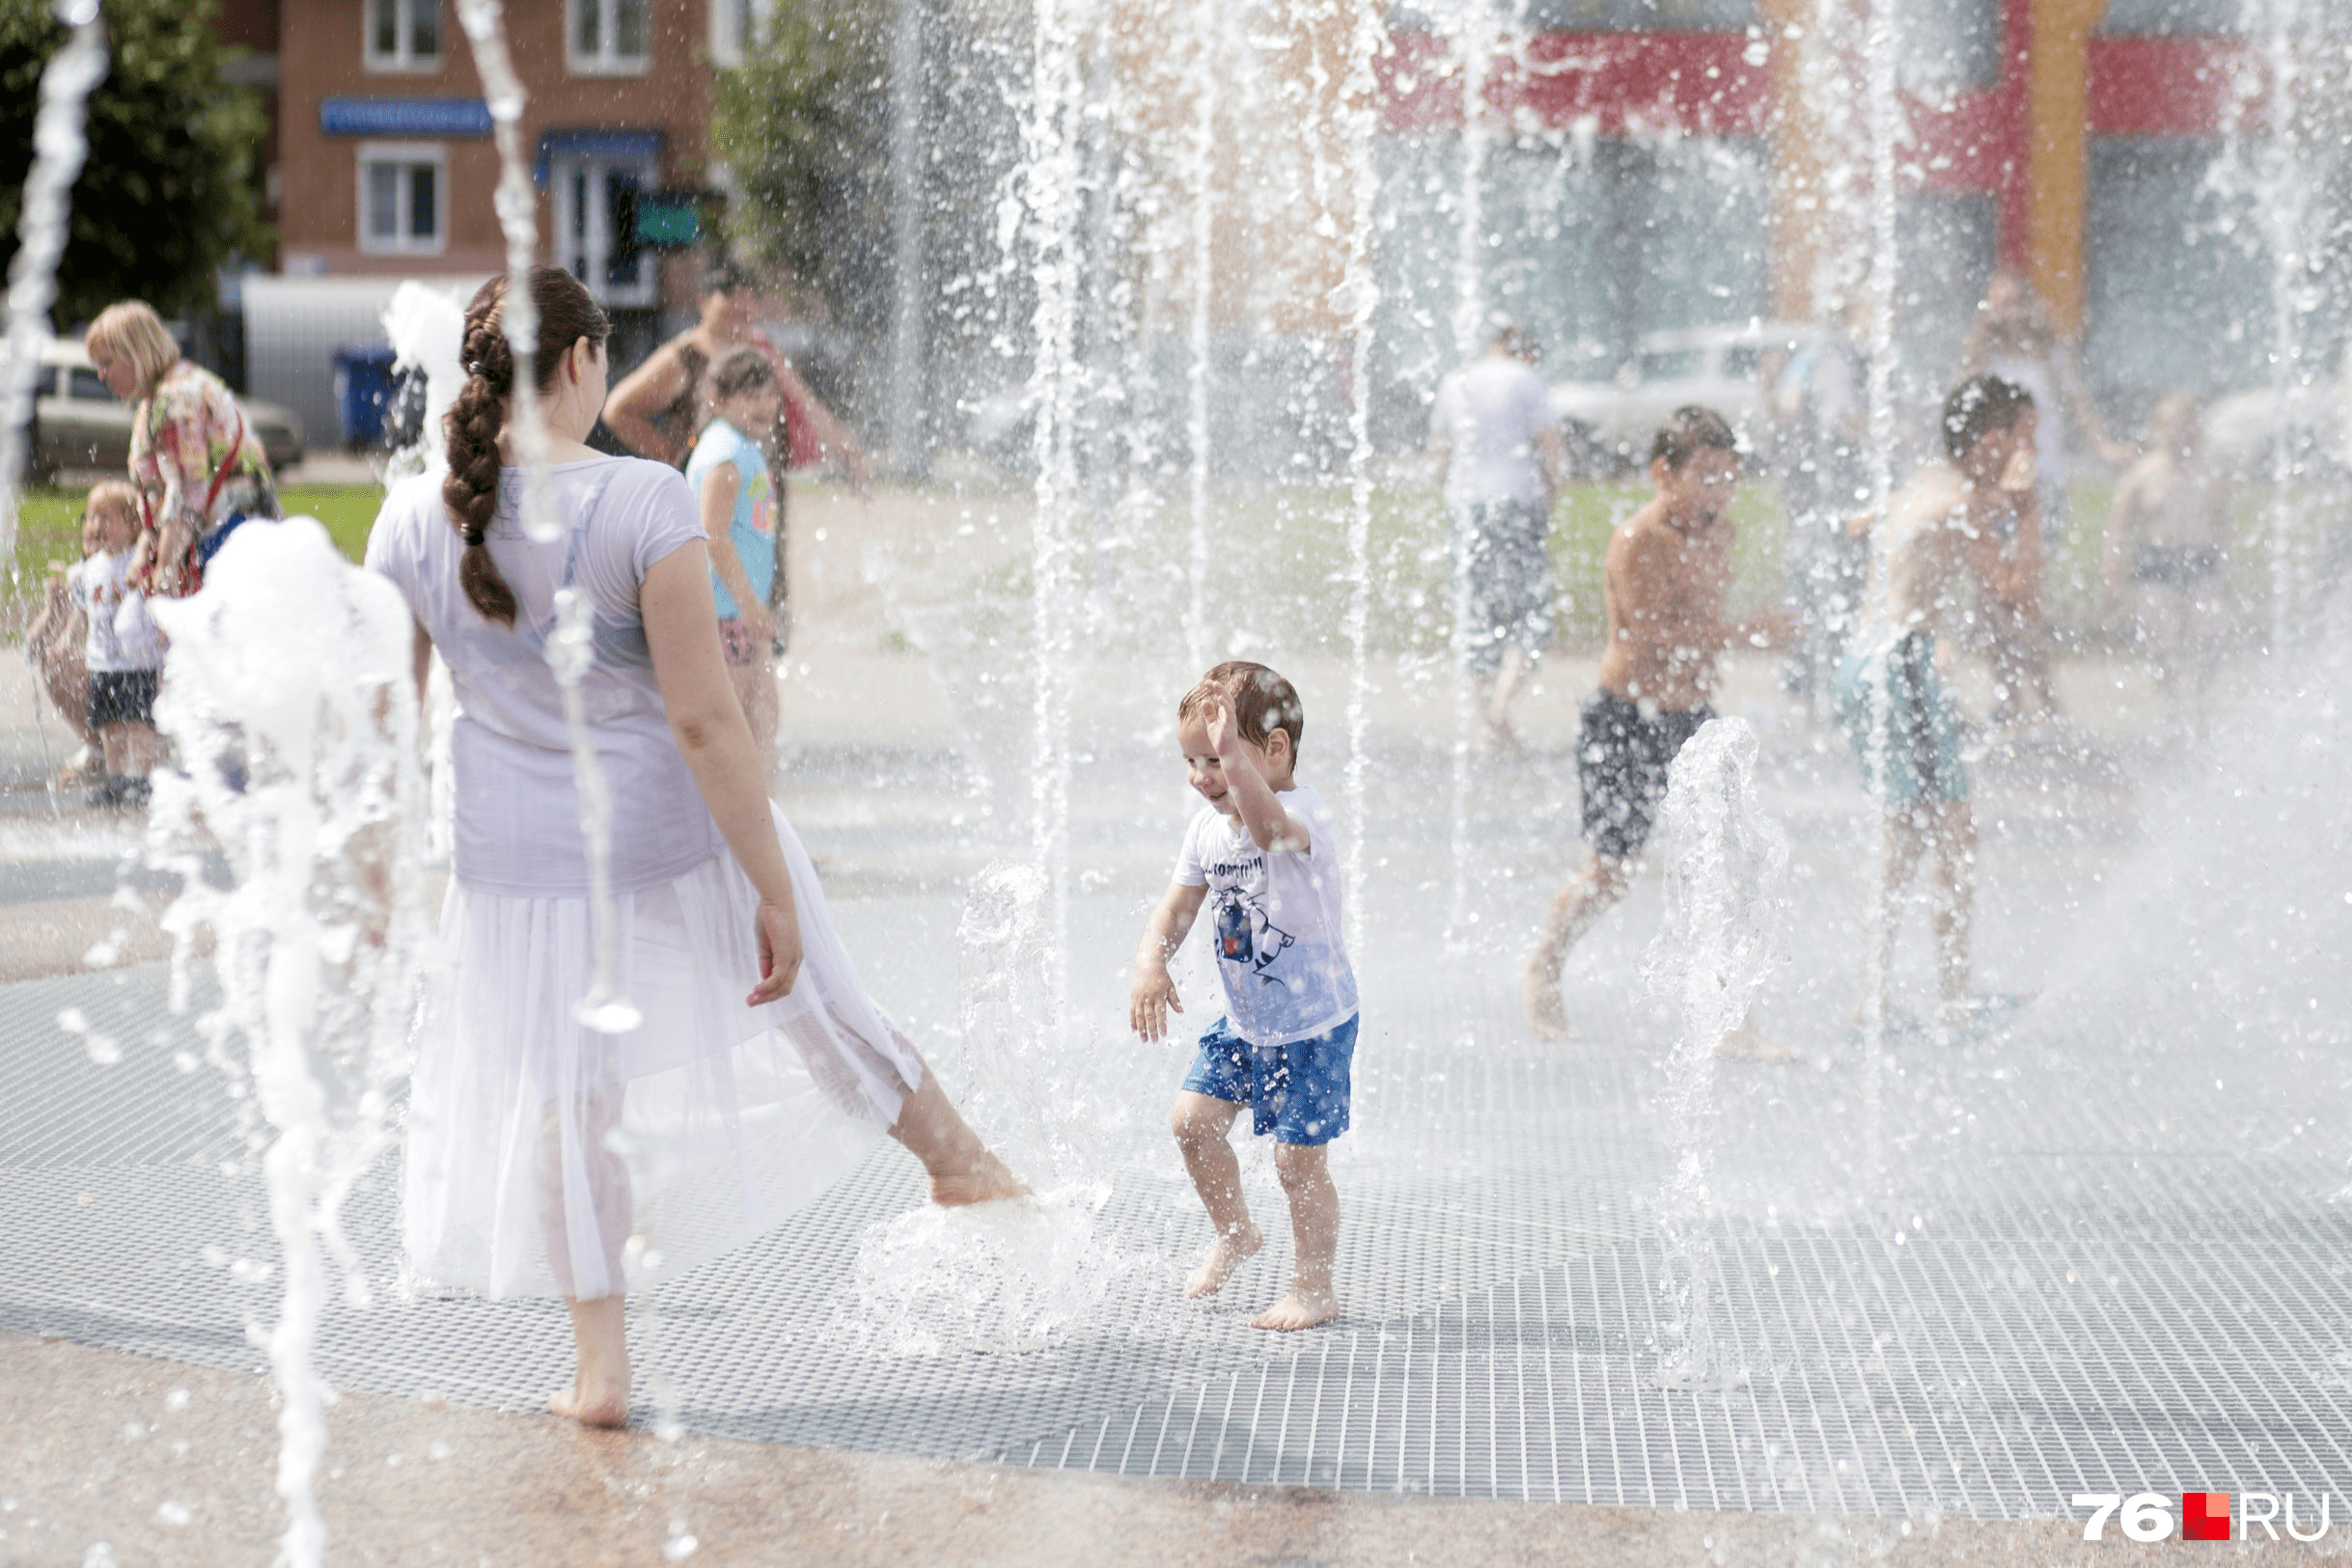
left=332, top=344, right=399, bottom=447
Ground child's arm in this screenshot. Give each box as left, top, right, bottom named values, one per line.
left=1131, top=881, right=1208, bottom=1041
left=1204, top=694, right=1310, bottom=854
left=698, top=459, right=774, bottom=642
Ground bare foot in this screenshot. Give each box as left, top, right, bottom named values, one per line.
left=930, top=1151, right=1030, bottom=1207
left=1714, top=1021, right=1796, bottom=1063
left=1184, top=1225, right=1263, bottom=1298
left=1250, top=1290, right=1339, bottom=1332
left=1522, top=958, right=1569, bottom=1041
left=548, top=1381, right=628, bottom=1429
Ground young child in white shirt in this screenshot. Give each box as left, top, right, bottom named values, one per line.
left=1130, top=661, right=1357, bottom=1332
left=69, top=481, right=162, bottom=809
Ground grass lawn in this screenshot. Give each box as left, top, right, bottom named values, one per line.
left=5, top=485, right=385, bottom=627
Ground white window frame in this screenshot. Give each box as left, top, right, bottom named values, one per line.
left=708, top=0, right=773, bottom=68
left=551, top=152, right=660, bottom=306
left=355, top=142, right=450, bottom=257
left=363, top=0, right=441, bottom=72
left=567, top=0, right=650, bottom=75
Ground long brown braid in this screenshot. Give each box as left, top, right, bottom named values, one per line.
left=440, top=266, right=611, bottom=624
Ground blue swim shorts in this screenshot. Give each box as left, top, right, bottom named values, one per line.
left=1179, top=1014, right=1357, bottom=1146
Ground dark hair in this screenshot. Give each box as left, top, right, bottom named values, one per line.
left=707, top=344, right=776, bottom=402
left=699, top=255, right=757, bottom=297
left=1650, top=405, right=1739, bottom=472
left=1178, top=661, right=1306, bottom=761
left=1942, top=373, right=2034, bottom=459
left=441, top=266, right=611, bottom=624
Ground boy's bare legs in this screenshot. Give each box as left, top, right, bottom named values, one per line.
left=1926, top=801, right=1976, bottom=1013
left=1171, top=1090, right=1260, bottom=1295
left=889, top=1064, right=1027, bottom=1206
left=1523, top=852, right=1632, bottom=1038
left=1255, top=1141, right=1340, bottom=1331
left=1477, top=646, right=1530, bottom=755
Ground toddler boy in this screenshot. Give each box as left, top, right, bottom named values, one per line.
left=70, top=481, right=162, bottom=810
left=1131, top=662, right=1357, bottom=1332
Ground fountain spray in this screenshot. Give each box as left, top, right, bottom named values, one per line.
left=147, top=520, right=431, bottom=1568
left=1645, top=718, right=1785, bottom=1389
left=1444, top=0, right=1494, bottom=953
left=1339, top=0, right=1383, bottom=961
left=1182, top=0, right=1220, bottom=674
left=0, top=0, right=105, bottom=573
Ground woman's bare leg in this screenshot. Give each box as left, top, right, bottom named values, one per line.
left=540, top=1088, right=634, bottom=1426
left=889, top=1062, right=1026, bottom=1205
left=551, top=1294, right=630, bottom=1428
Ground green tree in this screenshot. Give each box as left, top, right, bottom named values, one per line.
left=709, top=0, right=892, bottom=338
left=0, top=0, right=273, bottom=327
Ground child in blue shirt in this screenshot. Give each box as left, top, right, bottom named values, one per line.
left=683, top=346, right=784, bottom=771
left=1131, top=661, right=1357, bottom=1332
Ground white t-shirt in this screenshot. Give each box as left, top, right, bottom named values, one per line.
left=1173, top=781, right=1357, bottom=1047
left=1430, top=356, right=1552, bottom=508
left=364, top=456, right=724, bottom=897
left=70, top=551, right=160, bottom=673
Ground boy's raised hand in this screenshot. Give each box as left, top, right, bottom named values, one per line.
left=1130, top=963, right=1183, bottom=1042
left=1202, top=691, right=1242, bottom=762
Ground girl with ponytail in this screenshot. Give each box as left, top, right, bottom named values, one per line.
left=365, top=266, right=1022, bottom=1428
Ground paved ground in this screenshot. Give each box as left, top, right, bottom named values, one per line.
left=4, top=481, right=2337, bottom=1565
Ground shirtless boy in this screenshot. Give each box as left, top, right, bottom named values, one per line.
left=1523, top=407, right=1776, bottom=1039
left=1834, top=374, right=2038, bottom=1028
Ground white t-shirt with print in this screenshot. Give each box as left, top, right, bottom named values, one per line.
left=1173, top=781, right=1358, bottom=1047
left=70, top=551, right=160, bottom=673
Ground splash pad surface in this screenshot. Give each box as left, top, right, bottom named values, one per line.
left=4, top=720, right=2347, bottom=1522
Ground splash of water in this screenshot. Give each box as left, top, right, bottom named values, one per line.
left=145, top=518, right=430, bottom=1568
left=1182, top=0, right=1220, bottom=673
left=0, top=0, right=105, bottom=570
left=378, top=280, right=468, bottom=483
left=1441, top=0, right=1494, bottom=953
left=1643, top=719, right=1787, bottom=1389
left=1337, top=0, right=1381, bottom=961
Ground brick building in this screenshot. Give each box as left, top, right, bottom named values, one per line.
left=256, top=0, right=755, bottom=438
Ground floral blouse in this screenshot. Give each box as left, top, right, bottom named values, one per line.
left=129, top=361, right=278, bottom=591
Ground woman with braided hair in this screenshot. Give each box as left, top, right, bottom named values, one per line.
left=365, top=267, right=1022, bottom=1428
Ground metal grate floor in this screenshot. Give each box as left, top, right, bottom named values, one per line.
left=5, top=906, right=2351, bottom=1523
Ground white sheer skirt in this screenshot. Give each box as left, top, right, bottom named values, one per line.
left=401, top=805, right=922, bottom=1300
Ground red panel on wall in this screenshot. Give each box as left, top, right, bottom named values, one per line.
left=1379, top=30, right=1770, bottom=136
left=2089, top=35, right=2262, bottom=137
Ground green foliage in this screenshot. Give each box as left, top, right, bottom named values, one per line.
left=709, top=0, right=893, bottom=338
left=0, top=0, right=274, bottom=327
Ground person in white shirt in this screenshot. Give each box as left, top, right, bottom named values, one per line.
left=1429, top=321, right=1567, bottom=753
left=1131, top=662, right=1357, bottom=1332
left=69, top=481, right=162, bottom=809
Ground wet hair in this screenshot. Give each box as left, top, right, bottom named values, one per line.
left=1650, top=405, right=1739, bottom=472
left=441, top=267, right=611, bottom=625
left=84, top=302, right=179, bottom=399
left=1487, top=317, right=1538, bottom=361
left=699, top=255, right=757, bottom=297
left=707, top=344, right=776, bottom=403
left=1941, top=373, right=2034, bottom=459
left=1178, top=661, right=1306, bottom=762
left=83, top=479, right=139, bottom=536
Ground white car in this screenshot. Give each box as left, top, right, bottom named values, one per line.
left=1548, top=323, right=1814, bottom=474
left=9, top=338, right=303, bottom=481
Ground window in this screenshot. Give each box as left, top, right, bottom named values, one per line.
left=69, top=367, right=109, bottom=400
left=710, top=0, right=771, bottom=68
left=569, top=0, right=650, bottom=73
left=357, top=144, right=448, bottom=255
left=552, top=153, right=657, bottom=305
left=366, top=0, right=440, bottom=69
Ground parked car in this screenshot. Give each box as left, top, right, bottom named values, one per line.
left=15, top=338, right=303, bottom=481
left=1548, top=323, right=1815, bottom=475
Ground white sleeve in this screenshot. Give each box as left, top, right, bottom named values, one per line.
left=627, top=463, right=706, bottom=580
left=1517, top=368, right=1551, bottom=441
left=1172, top=814, right=1209, bottom=887
left=1429, top=377, right=1459, bottom=437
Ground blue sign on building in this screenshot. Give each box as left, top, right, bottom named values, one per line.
left=319, top=97, right=495, bottom=138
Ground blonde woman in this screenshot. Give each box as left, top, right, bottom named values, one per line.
left=84, top=300, right=279, bottom=596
